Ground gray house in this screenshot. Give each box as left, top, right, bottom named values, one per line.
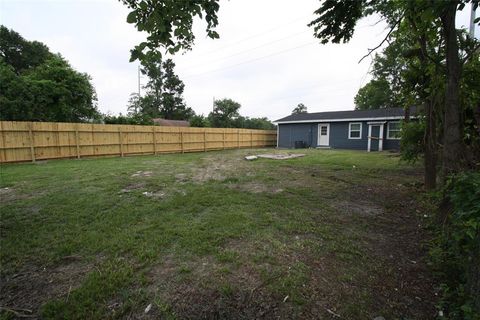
left=275, top=108, right=409, bottom=151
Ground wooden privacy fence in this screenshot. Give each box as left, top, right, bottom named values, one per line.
left=0, top=121, right=277, bottom=163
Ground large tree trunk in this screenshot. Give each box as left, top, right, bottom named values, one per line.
left=441, top=2, right=464, bottom=177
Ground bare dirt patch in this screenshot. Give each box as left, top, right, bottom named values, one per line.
left=227, top=181, right=283, bottom=194
left=0, top=187, right=38, bottom=203
left=191, top=155, right=248, bottom=183
left=0, top=257, right=96, bottom=317
left=334, top=182, right=437, bottom=318
left=120, top=182, right=146, bottom=193
left=332, top=200, right=384, bottom=216
left=142, top=190, right=167, bottom=199
left=143, top=254, right=293, bottom=319
left=175, top=173, right=189, bottom=183
left=256, top=153, right=305, bottom=160
left=0, top=187, right=16, bottom=202
left=131, top=171, right=153, bottom=178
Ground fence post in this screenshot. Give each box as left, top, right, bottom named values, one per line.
left=237, top=130, right=240, bottom=149
left=152, top=126, right=157, bottom=155
left=118, top=128, right=124, bottom=157
left=181, top=131, right=184, bottom=153
left=204, top=131, right=207, bottom=152
left=28, top=122, right=35, bottom=162
left=251, top=131, right=253, bottom=148
left=223, top=131, right=225, bottom=150
left=75, top=124, right=80, bottom=159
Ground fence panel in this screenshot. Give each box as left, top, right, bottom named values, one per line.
left=0, top=121, right=277, bottom=163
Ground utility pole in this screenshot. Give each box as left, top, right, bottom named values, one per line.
left=470, top=2, right=476, bottom=39
left=212, top=96, right=215, bottom=112
left=138, top=65, right=141, bottom=98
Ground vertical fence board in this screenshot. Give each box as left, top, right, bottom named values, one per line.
left=119, top=128, right=124, bottom=157
left=28, top=123, right=35, bottom=162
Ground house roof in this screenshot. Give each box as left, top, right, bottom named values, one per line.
left=152, top=118, right=190, bottom=127
left=275, top=107, right=416, bottom=124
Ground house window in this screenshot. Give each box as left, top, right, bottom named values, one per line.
left=320, top=126, right=328, bottom=135
left=348, top=122, right=362, bottom=139
left=387, top=121, right=401, bottom=139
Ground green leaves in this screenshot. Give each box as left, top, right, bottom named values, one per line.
left=354, top=78, right=396, bottom=110
left=126, top=10, right=137, bottom=24
left=432, top=172, right=480, bottom=319
left=120, top=0, right=221, bottom=63
left=129, top=48, right=141, bottom=63
left=208, top=98, right=241, bottom=128
left=0, top=28, right=99, bottom=122
left=308, top=0, right=367, bottom=44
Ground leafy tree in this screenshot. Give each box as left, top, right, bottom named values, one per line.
left=0, top=27, right=100, bottom=122
left=208, top=98, right=240, bottom=128
left=232, top=116, right=273, bottom=129
left=0, top=26, right=51, bottom=74
left=103, top=112, right=152, bottom=125
left=135, top=57, right=194, bottom=120
left=291, top=103, right=308, bottom=114
left=126, top=93, right=143, bottom=115
left=1, top=55, right=100, bottom=122
left=190, top=114, right=210, bottom=127
left=354, top=79, right=395, bottom=110
left=160, top=59, right=194, bottom=120
left=122, top=0, right=220, bottom=63
left=205, top=99, right=274, bottom=129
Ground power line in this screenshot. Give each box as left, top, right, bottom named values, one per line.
left=175, top=19, right=376, bottom=77
left=190, top=14, right=312, bottom=58
left=178, top=30, right=310, bottom=70
left=182, top=41, right=317, bottom=79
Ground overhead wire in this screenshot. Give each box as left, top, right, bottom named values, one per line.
left=178, top=29, right=310, bottom=70
left=190, top=14, right=312, bottom=58
left=181, top=41, right=317, bottom=79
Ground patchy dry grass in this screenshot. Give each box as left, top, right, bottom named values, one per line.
left=0, top=149, right=437, bottom=319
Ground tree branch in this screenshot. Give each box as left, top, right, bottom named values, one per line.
left=462, top=42, right=480, bottom=65
left=409, top=16, right=444, bottom=69
left=358, top=15, right=404, bottom=64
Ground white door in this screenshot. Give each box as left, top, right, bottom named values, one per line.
left=318, top=123, right=330, bottom=146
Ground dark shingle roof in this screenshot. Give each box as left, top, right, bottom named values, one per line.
left=153, top=118, right=190, bottom=127
left=275, top=107, right=415, bottom=123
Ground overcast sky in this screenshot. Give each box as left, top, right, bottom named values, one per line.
left=1, top=0, right=477, bottom=121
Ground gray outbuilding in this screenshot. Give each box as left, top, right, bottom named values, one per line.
left=274, top=108, right=413, bottom=152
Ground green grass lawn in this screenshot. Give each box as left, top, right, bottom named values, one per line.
left=0, top=149, right=437, bottom=319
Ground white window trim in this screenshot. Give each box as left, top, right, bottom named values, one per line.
left=348, top=122, right=362, bottom=139
left=387, top=121, right=401, bottom=140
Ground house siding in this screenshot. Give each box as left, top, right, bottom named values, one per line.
left=329, top=122, right=368, bottom=150
left=278, top=121, right=401, bottom=151
left=277, top=123, right=317, bottom=148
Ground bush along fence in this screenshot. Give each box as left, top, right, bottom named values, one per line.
left=0, top=121, right=277, bottom=163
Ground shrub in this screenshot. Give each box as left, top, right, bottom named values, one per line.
left=431, top=172, right=480, bottom=319
left=400, top=119, right=425, bottom=163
